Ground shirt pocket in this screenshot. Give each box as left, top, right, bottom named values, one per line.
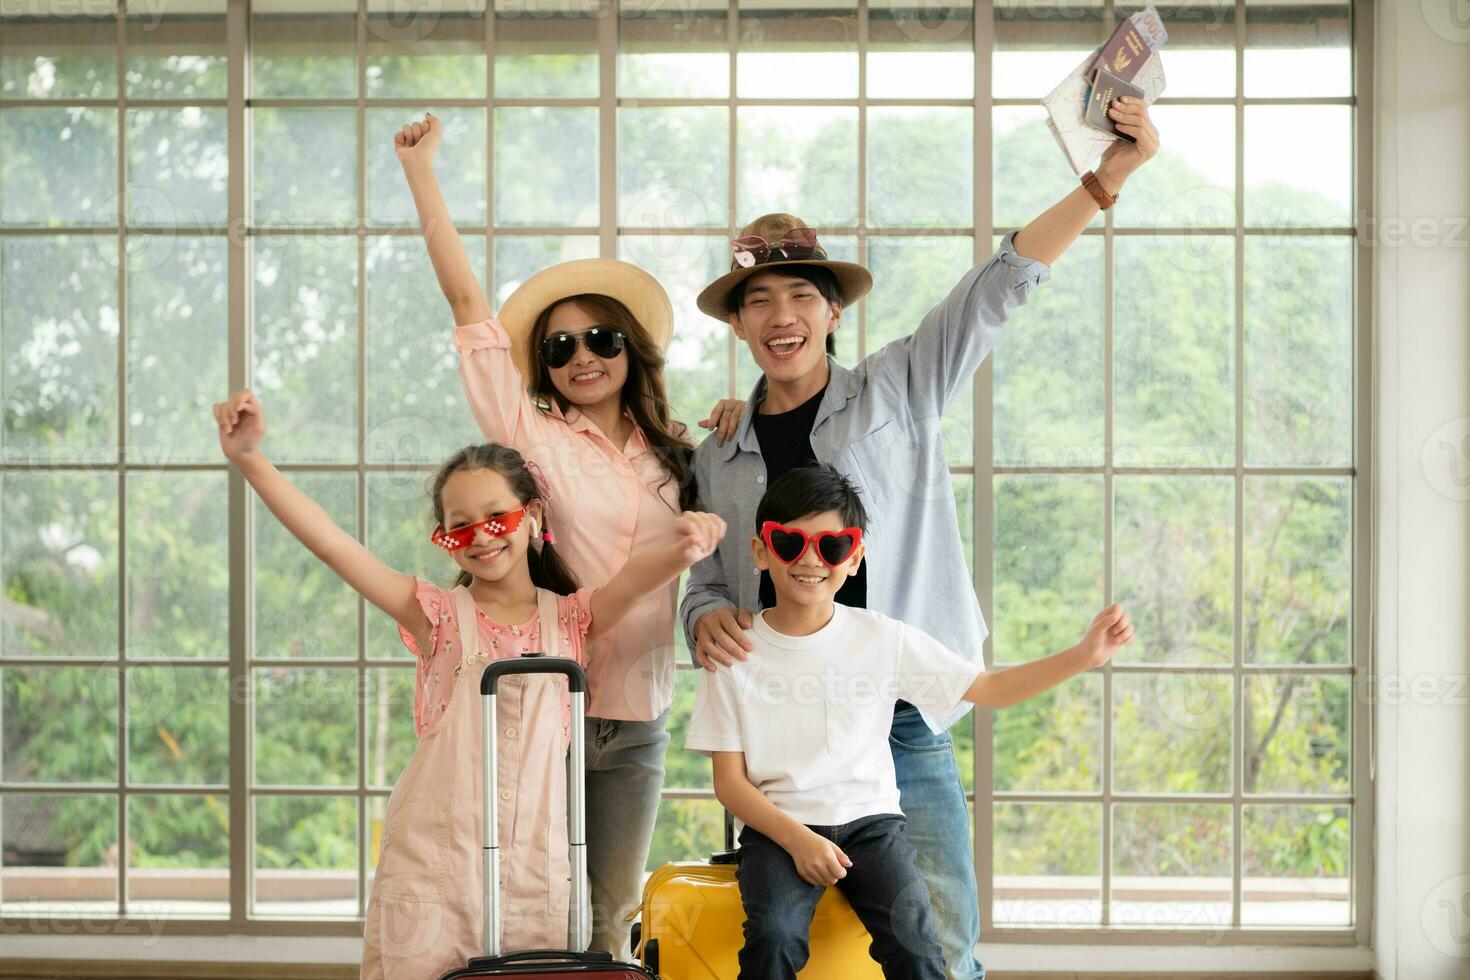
left=847, top=419, right=951, bottom=517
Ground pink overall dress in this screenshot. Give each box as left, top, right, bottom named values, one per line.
left=361, top=582, right=594, bottom=979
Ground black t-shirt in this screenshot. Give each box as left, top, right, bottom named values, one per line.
left=752, top=385, right=868, bottom=611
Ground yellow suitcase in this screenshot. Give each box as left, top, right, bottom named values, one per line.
left=629, top=847, right=883, bottom=979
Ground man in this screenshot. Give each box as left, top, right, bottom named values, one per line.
left=682, top=99, right=1158, bottom=976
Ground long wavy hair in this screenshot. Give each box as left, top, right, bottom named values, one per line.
left=527, top=294, right=696, bottom=512
left=428, top=442, right=581, bottom=595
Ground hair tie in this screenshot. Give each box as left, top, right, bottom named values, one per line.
left=524, top=458, right=553, bottom=503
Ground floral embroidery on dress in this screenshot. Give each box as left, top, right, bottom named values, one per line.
left=400, top=579, right=595, bottom=739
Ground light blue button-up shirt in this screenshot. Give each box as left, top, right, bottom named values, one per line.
left=679, top=230, right=1052, bottom=731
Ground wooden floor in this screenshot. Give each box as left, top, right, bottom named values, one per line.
left=0, top=964, right=1380, bottom=980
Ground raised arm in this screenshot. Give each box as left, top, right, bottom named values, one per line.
left=1011, top=97, right=1159, bottom=265
left=397, top=114, right=563, bottom=447
left=587, top=512, right=727, bottom=646
left=866, top=101, right=1158, bottom=419
left=396, top=113, right=490, bottom=326
left=213, top=389, right=431, bottom=650
left=965, top=604, right=1134, bottom=709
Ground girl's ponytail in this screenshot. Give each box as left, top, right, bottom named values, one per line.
left=525, top=537, right=580, bottom=596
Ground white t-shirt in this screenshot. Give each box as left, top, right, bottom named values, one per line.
left=685, top=604, right=984, bottom=827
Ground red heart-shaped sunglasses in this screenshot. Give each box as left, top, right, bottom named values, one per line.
left=760, top=521, right=863, bottom=568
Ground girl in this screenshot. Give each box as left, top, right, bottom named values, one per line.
left=212, top=388, right=725, bottom=979
left=395, top=112, right=741, bottom=957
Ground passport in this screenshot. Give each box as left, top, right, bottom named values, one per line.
left=1089, top=6, right=1168, bottom=84
left=1083, top=67, right=1146, bottom=143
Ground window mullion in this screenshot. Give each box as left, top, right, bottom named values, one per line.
left=973, top=0, right=996, bottom=941
left=115, top=0, right=130, bottom=924
left=355, top=0, right=370, bottom=922
left=226, top=0, right=252, bottom=930
left=1231, top=0, right=1248, bottom=933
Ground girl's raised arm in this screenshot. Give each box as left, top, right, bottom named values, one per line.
left=587, top=512, right=727, bottom=646
left=213, top=389, right=432, bottom=649
left=396, top=113, right=491, bottom=327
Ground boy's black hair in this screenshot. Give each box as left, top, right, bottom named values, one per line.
left=755, top=464, right=868, bottom=534
left=725, top=265, right=841, bottom=356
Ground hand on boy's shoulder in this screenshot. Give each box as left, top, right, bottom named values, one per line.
left=693, top=606, right=755, bottom=672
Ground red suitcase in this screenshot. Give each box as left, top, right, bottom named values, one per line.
left=437, top=655, right=658, bottom=979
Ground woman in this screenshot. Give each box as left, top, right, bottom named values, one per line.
left=395, top=112, right=741, bottom=958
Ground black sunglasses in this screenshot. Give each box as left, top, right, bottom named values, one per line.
left=539, top=327, right=627, bottom=369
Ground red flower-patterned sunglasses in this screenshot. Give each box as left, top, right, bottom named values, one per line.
left=430, top=508, right=528, bottom=552
left=760, top=521, right=863, bottom=568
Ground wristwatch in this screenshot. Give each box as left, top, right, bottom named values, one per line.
left=1081, top=170, right=1118, bottom=210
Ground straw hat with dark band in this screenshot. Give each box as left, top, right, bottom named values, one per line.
left=496, top=258, right=674, bottom=381
left=696, top=213, right=873, bottom=320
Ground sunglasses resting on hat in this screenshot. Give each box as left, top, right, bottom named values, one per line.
left=731, top=227, right=825, bottom=269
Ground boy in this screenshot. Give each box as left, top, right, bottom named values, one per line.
left=686, top=466, right=1134, bottom=979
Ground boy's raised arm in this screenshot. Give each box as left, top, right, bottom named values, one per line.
left=965, top=604, right=1134, bottom=709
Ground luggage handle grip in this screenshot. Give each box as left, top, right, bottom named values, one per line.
left=468, top=949, right=614, bottom=965
left=481, top=655, right=587, bottom=695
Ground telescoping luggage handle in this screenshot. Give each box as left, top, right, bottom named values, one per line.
left=479, top=654, right=589, bottom=958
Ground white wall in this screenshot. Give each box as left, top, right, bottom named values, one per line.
left=1373, top=0, right=1470, bottom=978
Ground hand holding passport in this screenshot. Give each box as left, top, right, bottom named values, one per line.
left=1043, top=7, right=1168, bottom=176
left=1085, top=68, right=1147, bottom=144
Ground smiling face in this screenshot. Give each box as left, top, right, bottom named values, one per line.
left=729, top=270, right=840, bottom=387
left=538, top=299, right=631, bottom=411
left=437, top=467, right=542, bottom=585
left=751, top=508, right=865, bottom=612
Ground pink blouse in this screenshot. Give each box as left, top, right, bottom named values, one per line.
left=454, top=316, right=681, bottom=722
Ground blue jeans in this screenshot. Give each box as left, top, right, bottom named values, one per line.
left=736, top=814, right=947, bottom=980
left=583, top=709, right=670, bottom=958
left=891, top=703, right=985, bottom=980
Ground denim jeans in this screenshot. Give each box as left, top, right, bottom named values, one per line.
left=582, top=709, right=670, bottom=959
left=890, top=703, right=986, bottom=980
left=735, top=813, right=947, bottom=980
